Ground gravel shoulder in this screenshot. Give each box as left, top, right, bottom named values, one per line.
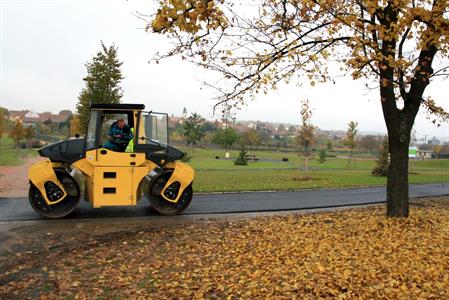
left=0, top=156, right=44, bottom=198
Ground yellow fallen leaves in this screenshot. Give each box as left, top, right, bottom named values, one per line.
left=1, top=199, right=449, bottom=299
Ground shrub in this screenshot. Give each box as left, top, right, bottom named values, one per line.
left=234, top=149, right=248, bottom=166
left=372, top=137, right=389, bottom=177
left=317, top=149, right=327, bottom=163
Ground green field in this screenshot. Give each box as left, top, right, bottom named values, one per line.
left=0, top=137, right=38, bottom=166
left=0, top=141, right=447, bottom=192
left=180, top=147, right=449, bottom=192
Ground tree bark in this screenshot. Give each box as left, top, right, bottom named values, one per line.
left=386, top=134, right=410, bottom=217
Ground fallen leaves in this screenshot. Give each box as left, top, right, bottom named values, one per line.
left=1, top=199, right=449, bottom=299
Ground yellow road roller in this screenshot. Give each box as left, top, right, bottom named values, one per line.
left=28, top=103, right=194, bottom=218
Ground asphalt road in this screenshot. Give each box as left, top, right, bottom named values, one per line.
left=0, top=183, right=448, bottom=221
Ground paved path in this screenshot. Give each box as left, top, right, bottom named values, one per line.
left=0, top=183, right=447, bottom=221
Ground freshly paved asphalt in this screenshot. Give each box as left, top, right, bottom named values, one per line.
left=0, top=183, right=448, bottom=221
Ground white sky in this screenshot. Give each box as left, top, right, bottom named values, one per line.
left=1, top=0, right=448, bottom=141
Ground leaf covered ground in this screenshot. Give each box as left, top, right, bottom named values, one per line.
left=1, top=198, right=449, bottom=299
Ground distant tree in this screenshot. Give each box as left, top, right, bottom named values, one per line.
left=76, top=42, right=124, bottom=133
left=36, top=123, right=51, bottom=136
left=241, top=129, right=261, bottom=150
left=326, top=140, right=333, bottom=152
left=24, top=126, right=35, bottom=147
left=436, top=144, right=449, bottom=157
left=183, top=113, right=204, bottom=152
left=69, top=115, right=81, bottom=137
left=344, top=121, right=358, bottom=168
left=359, top=135, right=381, bottom=153
left=296, top=99, right=316, bottom=172
left=212, top=128, right=240, bottom=150
left=0, top=109, right=5, bottom=138
left=10, top=120, right=25, bottom=148
left=288, top=125, right=297, bottom=134
left=372, top=137, right=389, bottom=177
left=0, top=107, right=9, bottom=118
left=170, top=131, right=185, bottom=144
left=277, top=124, right=286, bottom=133
left=43, top=118, right=52, bottom=126
left=202, top=121, right=218, bottom=133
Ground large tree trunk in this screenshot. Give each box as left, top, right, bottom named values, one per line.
left=386, top=135, right=410, bottom=217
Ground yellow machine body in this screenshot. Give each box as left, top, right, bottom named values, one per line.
left=28, top=159, right=67, bottom=205
left=72, top=149, right=194, bottom=208
left=161, top=162, right=195, bottom=203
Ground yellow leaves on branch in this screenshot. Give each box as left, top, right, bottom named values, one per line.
left=151, top=0, right=227, bottom=33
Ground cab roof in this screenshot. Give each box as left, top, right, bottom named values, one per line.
left=90, top=103, right=145, bottom=110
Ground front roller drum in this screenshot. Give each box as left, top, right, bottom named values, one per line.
left=148, top=172, right=193, bottom=216
left=29, top=169, right=80, bottom=219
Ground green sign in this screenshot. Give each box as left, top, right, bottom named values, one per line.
left=408, top=147, right=417, bottom=158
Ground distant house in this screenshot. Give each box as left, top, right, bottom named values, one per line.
left=417, top=149, right=433, bottom=160
left=39, top=111, right=72, bottom=125
left=7, top=109, right=72, bottom=126
left=23, top=110, right=40, bottom=127
left=168, top=116, right=183, bottom=128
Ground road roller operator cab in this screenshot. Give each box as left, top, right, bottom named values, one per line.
left=28, top=103, right=194, bottom=218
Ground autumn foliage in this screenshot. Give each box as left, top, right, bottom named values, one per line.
left=1, top=199, right=448, bottom=298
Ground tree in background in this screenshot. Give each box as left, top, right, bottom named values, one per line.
left=326, top=140, right=333, bottom=153
left=296, top=99, right=316, bottom=173
left=288, top=125, right=296, bottom=134
left=10, top=120, right=25, bottom=148
left=183, top=113, right=204, bottom=152
left=24, top=126, right=35, bottom=148
left=359, top=135, right=381, bottom=153
left=0, top=108, right=5, bottom=138
left=241, top=129, right=262, bottom=150
left=202, top=121, right=218, bottom=133
left=372, top=137, right=389, bottom=177
left=76, top=42, right=124, bottom=133
left=344, top=121, right=358, bottom=168
left=212, top=128, right=240, bottom=151
left=277, top=124, right=286, bottom=133
left=69, top=115, right=81, bottom=137
left=151, top=1, right=449, bottom=217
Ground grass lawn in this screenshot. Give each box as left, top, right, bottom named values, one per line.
left=194, top=169, right=449, bottom=192
left=179, top=147, right=449, bottom=192
left=0, top=137, right=38, bottom=166
left=2, top=198, right=448, bottom=299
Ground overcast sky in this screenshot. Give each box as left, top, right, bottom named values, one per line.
left=1, top=0, right=448, bottom=140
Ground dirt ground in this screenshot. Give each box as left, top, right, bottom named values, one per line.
left=0, top=156, right=43, bottom=198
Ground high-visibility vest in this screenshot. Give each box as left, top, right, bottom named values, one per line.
left=125, top=128, right=135, bottom=152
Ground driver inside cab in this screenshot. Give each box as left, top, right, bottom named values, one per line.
left=104, top=118, right=133, bottom=152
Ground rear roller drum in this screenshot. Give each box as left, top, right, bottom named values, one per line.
left=29, top=169, right=80, bottom=219
left=148, top=172, right=193, bottom=216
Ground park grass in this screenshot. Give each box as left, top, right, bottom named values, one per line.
left=193, top=169, right=449, bottom=192
left=0, top=137, right=38, bottom=166
left=181, top=148, right=449, bottom=192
